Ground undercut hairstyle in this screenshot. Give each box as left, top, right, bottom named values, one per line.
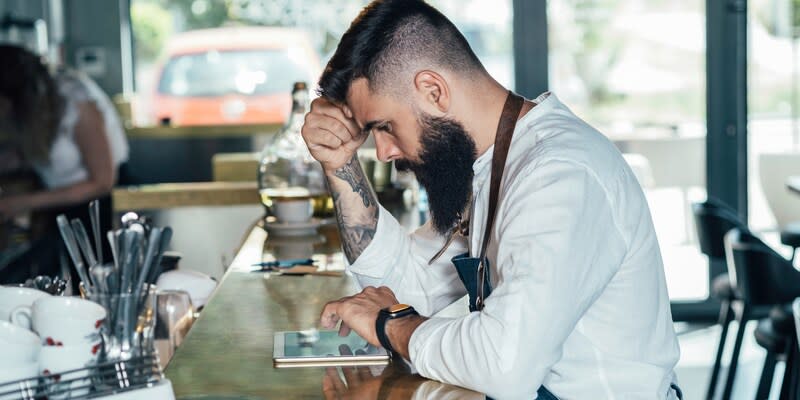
left=318, top=0, right=485, bottom=103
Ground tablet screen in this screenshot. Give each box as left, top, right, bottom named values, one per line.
left=274, top=330, right=389, bottom=363
left=281, top=329, right=382, bottom=357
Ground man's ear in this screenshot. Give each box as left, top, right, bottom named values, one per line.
left=413, top=70, right=450, bottom=114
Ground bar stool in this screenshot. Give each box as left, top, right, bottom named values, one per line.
left=754, top=305, right=798, bottom=399
left=692, top=199, right=754, bottom=400
left=723, top=228, right=800, bottom=400
left=780, top=221, right=800, bottom=261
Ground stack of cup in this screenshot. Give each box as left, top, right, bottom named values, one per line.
left=0, top=286, right=51, bottom=328
left=0, top=286, right=50, bottom=395
left=0, top=321, right=39, bottom=397
left=3, top=296, right=106, bottom=398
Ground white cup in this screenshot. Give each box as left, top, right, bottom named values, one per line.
left=39, top=343, right=100, bottom=399
left=0, top=361, right=38, bottom=399
left=0, top=321, right=40, bottom=366
left=273, top=198, right=314, bottom=223
left=0, top=287, right=51, bottom=329
left=11, top=297, right=105, bottom=347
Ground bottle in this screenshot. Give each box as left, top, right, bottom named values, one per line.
left=257, top=82, right=332, bottom=219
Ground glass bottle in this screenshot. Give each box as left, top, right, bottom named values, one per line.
left=257, top=82, right=330, bottom=219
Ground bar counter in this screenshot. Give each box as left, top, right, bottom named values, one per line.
left=164, top=215, right=482, bottom=399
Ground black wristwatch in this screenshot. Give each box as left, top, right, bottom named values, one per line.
left=375, top=304, right=418, bottom=354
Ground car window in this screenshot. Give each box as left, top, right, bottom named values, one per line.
left=157, top=49, right=314, bottom=97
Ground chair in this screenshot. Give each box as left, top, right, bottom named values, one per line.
left=758, top=153, right=800, bottom=260
left=692, top=199, right=752, bottom=400
left=780, top=221, right=800, bottom=262
left=723, top=228, right=800, bottom=399
left=753, top=305, right=798, bottom=399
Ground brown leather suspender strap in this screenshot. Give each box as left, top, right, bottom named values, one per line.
left=475, top=91, right=525, bottom=310
left=478, top=91, right=525, bottom=263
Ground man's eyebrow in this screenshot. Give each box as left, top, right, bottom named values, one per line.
left=361, top=120, right=384, bottom=135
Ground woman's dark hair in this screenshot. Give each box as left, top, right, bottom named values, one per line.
left=318, top=0, right=484, bottom=103
left=0, top=45, right=64, bottom=162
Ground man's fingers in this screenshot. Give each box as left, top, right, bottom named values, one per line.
left=339, top=344, right=354, bottom=356
left=309, top=98, right=361, bottom=140
left=306, top=127, right=344, bottom=149
left=352, top=349, right=373, bottom=380
left=320, top=302, right=341, bottom=329
left=338, top=345, right=361, bottom=384
left=338, top=321, right=352, bottom=337
left=304, top=113, right=354, bottom=146
left=323, top=367, right=346, bottom=394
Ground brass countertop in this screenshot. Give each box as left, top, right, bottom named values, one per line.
left=164, top=221, right=481, bottom=399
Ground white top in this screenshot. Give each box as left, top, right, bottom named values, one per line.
left=33, top=70, right=129, bottom=189
left=348, top=93, right=681, bottom=399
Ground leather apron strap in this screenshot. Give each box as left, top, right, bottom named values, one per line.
left=474, top=91, right=525, bottom=311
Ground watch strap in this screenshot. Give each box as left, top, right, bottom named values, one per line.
left=375, top=305, right=419, bottom=354
left=375, top=309, right=395, bottom=353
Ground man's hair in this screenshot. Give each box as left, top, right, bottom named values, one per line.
left=318, top=0, right=484, bottom=103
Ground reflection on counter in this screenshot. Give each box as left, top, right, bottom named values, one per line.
left=321, top=361, right=483, bottom=400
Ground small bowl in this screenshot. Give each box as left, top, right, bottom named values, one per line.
left=156, top=270, right=216, bottom=309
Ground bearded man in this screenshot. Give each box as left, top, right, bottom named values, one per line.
left=301, top=1, right=681, bottom=398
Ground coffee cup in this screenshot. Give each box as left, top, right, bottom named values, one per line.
left=0, top=287, right=51, bottom=329
left=0, top=321, right=40, bottom=366
left=0, top=361, right=38, bottom=399
left=11, top=297, right=105, bottom=346
left=39, top=342, right=101, bottom=371
left=39, top=343, right=100, bottom=399
left=273, top=198, right=314, bottom=223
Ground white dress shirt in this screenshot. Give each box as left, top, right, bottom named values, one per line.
left=348, top=93, right=680, bottom=399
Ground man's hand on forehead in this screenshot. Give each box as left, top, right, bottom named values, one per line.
left=302, top=97, right=369, bottom=172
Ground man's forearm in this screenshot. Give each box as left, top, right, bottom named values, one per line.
left=326, top=155, right=379, bottom=264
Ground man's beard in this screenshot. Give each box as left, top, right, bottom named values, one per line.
left=395, top=112, right=477, bottom=235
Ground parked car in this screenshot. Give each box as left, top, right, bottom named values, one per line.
left=150, top=26, right=321, bottom=126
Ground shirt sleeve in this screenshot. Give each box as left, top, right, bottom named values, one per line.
left=408, top=159, right=628, bottom=399
left=346, top=205, right=468, bottom=316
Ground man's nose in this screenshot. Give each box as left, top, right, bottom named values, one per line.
left=374, top=132, right=402, bottom=163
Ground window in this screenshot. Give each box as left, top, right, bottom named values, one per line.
left=130, top=0, right=513, bottom=126
left=747, top=0, right=800, bottom=250
left=158, top=50, right=316, bottom=97
left=549, top=0, right=708, bottom=301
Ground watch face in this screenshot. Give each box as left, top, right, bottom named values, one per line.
left=388, top=303, right=411, bottom=313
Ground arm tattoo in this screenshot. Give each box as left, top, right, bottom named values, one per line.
left=330, top=156, right=379, bottom=263
left=333, top=191, right=379, bottom=263
left=333, top=157, right=373, bottom=208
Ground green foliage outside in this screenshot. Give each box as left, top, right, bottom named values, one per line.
left=131, top=2, right=173, bottom=63
left=570, top=0, right=623, bottom=105
left=131, top=0, right=237, bottom=64
left=795, top=0, right=800, bottom=35
left=166, top=0, right=232, bottom=31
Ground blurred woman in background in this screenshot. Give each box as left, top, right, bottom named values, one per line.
left=0, top=44, right=128, bottom=284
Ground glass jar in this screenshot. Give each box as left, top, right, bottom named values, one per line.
left=257, top=82, right=331, bottom=219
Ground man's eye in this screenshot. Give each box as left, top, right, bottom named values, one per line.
left=379, top=123, right=392, bottom=133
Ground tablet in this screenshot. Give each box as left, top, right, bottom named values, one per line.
left=273, top=329, right=389, bottom=368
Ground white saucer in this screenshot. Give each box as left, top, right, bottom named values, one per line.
left=265, top=218, right=325, bottom=236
